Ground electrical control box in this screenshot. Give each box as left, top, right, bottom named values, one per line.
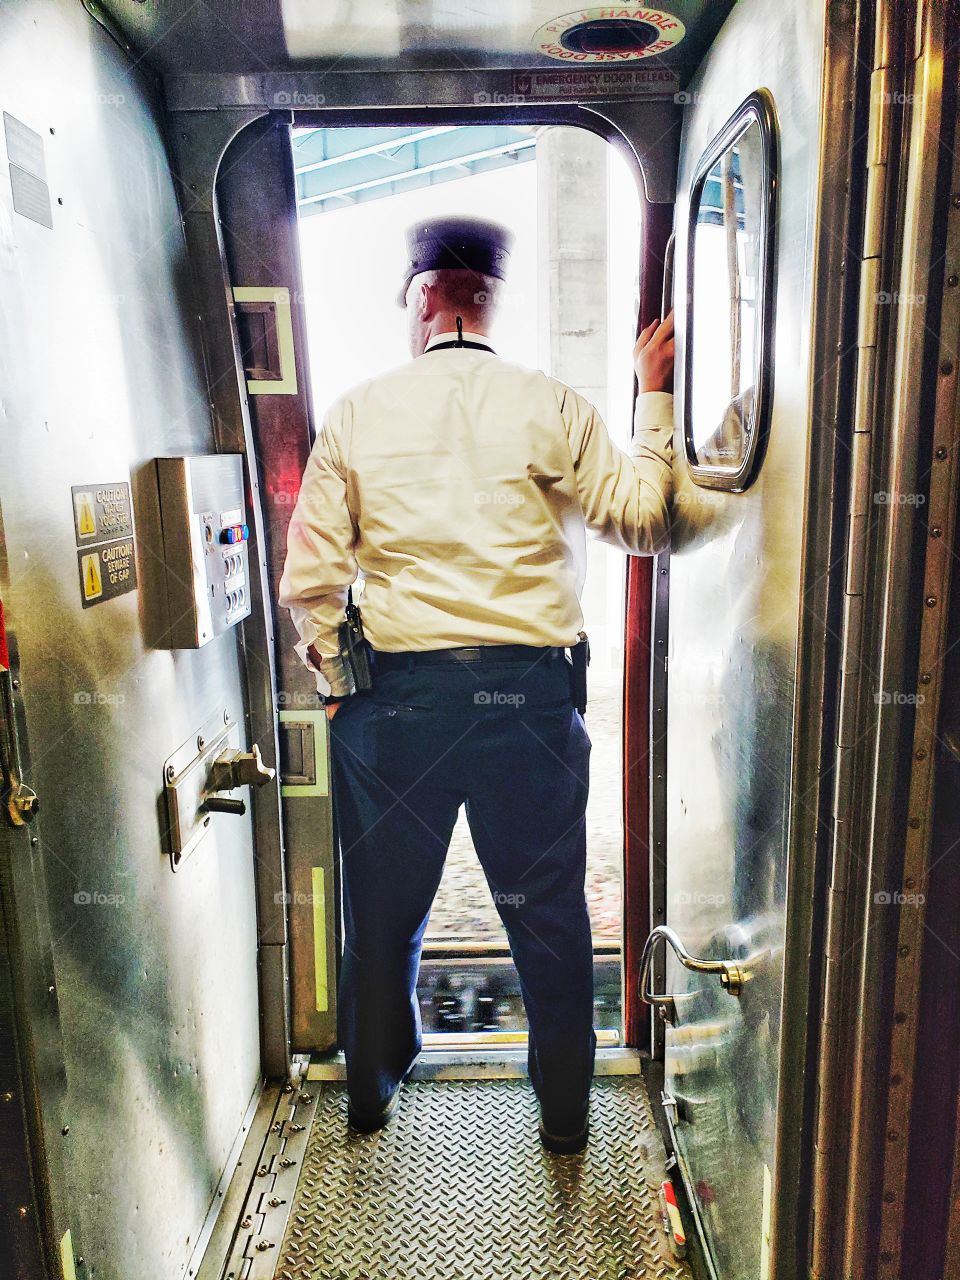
left=154, top=455, right=252, bottom=648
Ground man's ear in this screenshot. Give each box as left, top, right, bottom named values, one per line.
left=417, top=281, right=434, bottom=321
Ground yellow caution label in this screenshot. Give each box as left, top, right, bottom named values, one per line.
left=60, top=1229, right=78, bottom=1280
left=312, top=866, right=328, bottom=1012
left=760, top=1162, right=773, bottom=1280
left=81, top=552, right=102, bottom=601
left=73, top=492, right=97, bottom=537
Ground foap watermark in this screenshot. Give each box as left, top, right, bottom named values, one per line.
left=278, top=690, right=318, bottom=708
left=273, top=90, right=326, bottom=107
left=874, top=490, right=926, bottom=506
left=874, top=889, right=925, bottom=906
left=674, top=90, right=708, bottom=105
left=874, top=690, right=925, bottom=706
left=475, top=490, right=525, bottom=508
left=474, top=690, right=525, bottom=707
left=673, top=890, right=726, bottom=907
left=274, top=890, right=320, bottom=906
left=876, top=290, right=926, bottom=306
left=74, top=689, right=126, bottom=707
left=492, top=891, right=526, bottom=907
left=72, top=90, right=126, bottom=108
left=674, top=490, right=714, bottom=507
left=466, top=282, right=521, bottom=317
left=73, top=290, right=126, bottom=309
left=672, top=688, right=725, bottom=707
left=74, top=890, right=125, bottom=907
left=473, top=91, right=527, bottom=105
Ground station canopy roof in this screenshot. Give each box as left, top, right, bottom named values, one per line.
left=293, top=125, right=536, bottom=217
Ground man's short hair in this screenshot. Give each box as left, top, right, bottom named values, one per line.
left=413, top=268, right=502, bottom=315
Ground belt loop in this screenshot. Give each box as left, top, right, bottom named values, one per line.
left=406, top=653, right=416, bottom=674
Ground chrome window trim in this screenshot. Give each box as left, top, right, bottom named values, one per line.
left=683, top=88, right=779, bottom=492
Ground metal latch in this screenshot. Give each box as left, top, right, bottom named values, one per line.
left=206, top=743, right=275, bottom=795
left=0, top=598, right=38, bottom=828
left=163, top=713, right=275, bottom=869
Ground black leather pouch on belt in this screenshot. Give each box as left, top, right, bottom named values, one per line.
left=568, top=631, right=590, bottom=715
left=338, top=587, right=374, bottom=693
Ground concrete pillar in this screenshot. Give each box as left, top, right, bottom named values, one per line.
left=537, top=127, right=622, bottom=681
left=537, top=126, right=609, bottom=418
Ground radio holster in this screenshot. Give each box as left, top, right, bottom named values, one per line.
left=568, top=631, right=590, bottom=715
left=338, top=586, right=374, bottom=694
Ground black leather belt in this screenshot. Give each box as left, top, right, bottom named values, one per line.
left=372, top=644, right=567, bottom=670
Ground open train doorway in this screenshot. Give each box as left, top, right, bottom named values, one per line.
left=291, top=123, right=643, bottom=1046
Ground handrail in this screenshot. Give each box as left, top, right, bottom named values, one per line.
left=638, top=925, right=744, bottom=1007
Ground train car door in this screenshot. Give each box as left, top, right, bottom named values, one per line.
left=641, top=3, right=830, bottom=1278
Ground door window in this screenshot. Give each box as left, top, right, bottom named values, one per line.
left=684, top=91, right=778, bottom=490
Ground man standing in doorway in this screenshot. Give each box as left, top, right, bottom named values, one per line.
left=279, top=216, right=675, bottom=1152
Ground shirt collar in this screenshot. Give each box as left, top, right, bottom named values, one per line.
left=423, top=329, right=495, bottom=353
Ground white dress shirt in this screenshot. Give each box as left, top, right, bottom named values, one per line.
left=278, top=329, right=674, bottom=697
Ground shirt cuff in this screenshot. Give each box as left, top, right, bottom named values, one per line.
left=292, top=630, right=357, bottom=700
left=633, top=390, right=674, bottom=429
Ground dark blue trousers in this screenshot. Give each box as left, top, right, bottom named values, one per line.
left=329, top=648, right=596, bottom=1132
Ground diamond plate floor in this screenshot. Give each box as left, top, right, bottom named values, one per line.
left=275, top=1078, right=693, bottom=1280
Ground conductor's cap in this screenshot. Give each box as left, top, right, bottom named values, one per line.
left=397, top=216, right=514, bottom=308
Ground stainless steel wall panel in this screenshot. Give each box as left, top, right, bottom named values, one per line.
left=662, top=0, right=828, bottom=1276
left=0, top=3, right=262, bottom=1277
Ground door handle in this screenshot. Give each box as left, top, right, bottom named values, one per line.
left=639, top=925, right=745, bottom=1023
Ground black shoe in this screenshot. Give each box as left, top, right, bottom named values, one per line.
left=539, top=1117, right=589, bottom=1154
left=347, top=1087, right=401, bottom=1134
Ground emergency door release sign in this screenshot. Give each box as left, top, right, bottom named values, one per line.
left=71, top=482, right=138, bottom=608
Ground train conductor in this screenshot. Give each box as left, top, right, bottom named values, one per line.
left=279, top=215, right=675, bottom=1153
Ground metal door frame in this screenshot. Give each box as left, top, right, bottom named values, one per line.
left=0, top=675, right=63, bottom=1279
left=212, top=114, right=336, bottom=1055
left=165, top=84, right=683, bottom=1059
left=813, top=2, right=960, bottom=1276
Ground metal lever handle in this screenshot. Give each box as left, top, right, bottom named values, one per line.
left=639, top=925, right=745, bottom=1018
left=202, top=796, right=247, bottom=816
left=207, top=744, right=276, bottom=794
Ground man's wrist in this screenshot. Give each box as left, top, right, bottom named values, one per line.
left=303, top=644, right=357, bottom=700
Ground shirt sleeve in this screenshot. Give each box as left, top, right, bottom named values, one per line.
left=277, top=400, right=358, bottom=699
left=557, top=383, right=674, bottom=554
